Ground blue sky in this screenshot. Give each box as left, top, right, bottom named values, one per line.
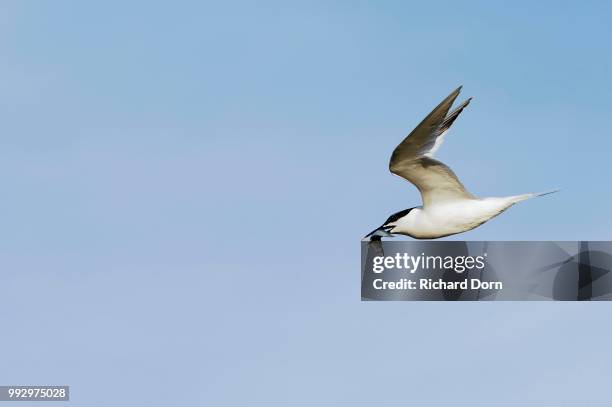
left=1, top=1, right=612, bottom=405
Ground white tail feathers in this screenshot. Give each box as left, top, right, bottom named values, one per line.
left=509, top=189, right=560, bottom=204
left=533, top=189, right=561, bottom=197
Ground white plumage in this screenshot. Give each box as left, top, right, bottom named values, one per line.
left=366, top=86, right=558, bottom=240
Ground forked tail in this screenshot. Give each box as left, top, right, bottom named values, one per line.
left=509, top=189, right=560, bottom=204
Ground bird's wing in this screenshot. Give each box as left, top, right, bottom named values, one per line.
left=389, top=86, right=475, bottom=207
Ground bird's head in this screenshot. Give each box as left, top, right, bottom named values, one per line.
left=363, top=207, right=416, bottom=240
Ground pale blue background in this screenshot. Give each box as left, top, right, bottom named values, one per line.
left=1, top=1, right=611, bottom=405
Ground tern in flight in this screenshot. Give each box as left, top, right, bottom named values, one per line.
left=365, top=86, right=558, bottom=240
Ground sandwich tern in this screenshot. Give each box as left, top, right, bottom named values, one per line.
left=366, top=86, right=558, bottom=240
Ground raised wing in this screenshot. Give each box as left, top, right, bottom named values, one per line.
left=389, top=86, right=475, bottom=207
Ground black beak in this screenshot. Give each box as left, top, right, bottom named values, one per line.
left=363, top=226, right=394, bottom=241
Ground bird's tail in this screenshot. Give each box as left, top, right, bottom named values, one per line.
left=508, top=189, right=560, bottom=204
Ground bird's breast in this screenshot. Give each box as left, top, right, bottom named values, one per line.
left=393, top=199, right=506, bottom=239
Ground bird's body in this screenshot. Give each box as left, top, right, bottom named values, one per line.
left=365, top=86, right=557, bottom=240
left=389, top=194, right=543, bottom=239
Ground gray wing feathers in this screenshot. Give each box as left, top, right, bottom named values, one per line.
left=389, top=87, right=475, bottom=207
left=437, top=97, right=473, bottom=138
left=389, top=86, right=462, bottom=169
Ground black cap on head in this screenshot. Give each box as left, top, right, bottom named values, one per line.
left=383, top=207, right=415, bottom=226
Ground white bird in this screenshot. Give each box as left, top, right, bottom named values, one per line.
left=365, top=86, right=558, bottom=240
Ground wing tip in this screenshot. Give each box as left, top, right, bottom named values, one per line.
left=439, top=86, right=463, bottom=108
left=460, top=96, right=474, bottom=108
left=451, top=85, right=463, bottom=96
